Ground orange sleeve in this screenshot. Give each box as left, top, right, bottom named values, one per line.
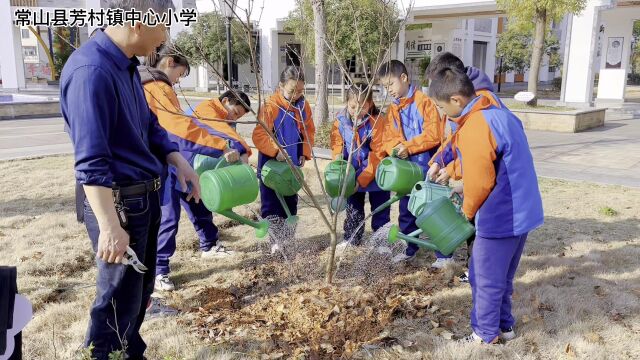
left=460, top=114, right=498, bottom=219
left=330, top=120, right=343, bottom=159
left=252, top=104, right=279, bottom=157
left=382, top=108, right=404, bottom=156
left=301, top=102, right=316, bottom=160
left=357, top=114, right=386, bottom=188
left=195, top=100, right=252, bottom=156
left=143, top=82, right=227, bottom=151
left=404, top=96, right=442, bottom=155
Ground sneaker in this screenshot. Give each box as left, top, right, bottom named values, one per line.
left=154, top=274, right=175, bottom=292
left=459, top=271, right=469, bottom=283
left=459, top=331, right=500, bottom=344
left=500, top=326, right=516, bottom=341
left=431, top=257, right=455, bottom=269
left=391, top=252, right=416, bottom=264
left=270, top=243, right=281, bottom=255
left=201, top=244, right=234, bottom=258
left=145, top=296, right=178, bottom=319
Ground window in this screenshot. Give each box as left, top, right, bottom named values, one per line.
left=21, top=29, right=30, bottom=38
left=22, top=46, right=37, bottom=58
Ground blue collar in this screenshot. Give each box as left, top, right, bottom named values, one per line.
left=94, top=30, right=140, bottom=71
left=457, top=95, right=483, bottom=118
left=393, top=84, right=416, bottom=105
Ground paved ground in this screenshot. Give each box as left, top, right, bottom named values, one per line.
left=1, top=105, right=639, bottom=188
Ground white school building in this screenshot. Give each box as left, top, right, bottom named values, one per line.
left=1, top=0, right=639, bottom=106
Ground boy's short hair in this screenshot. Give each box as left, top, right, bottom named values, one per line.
left=377, top=60, right=408, bottom=79
left=426, top=52, right=465, bottom=79
left=428, top=67, right=476, bottom=102
left=219, top=90, right=251, bottom=112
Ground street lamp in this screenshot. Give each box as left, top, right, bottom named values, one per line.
left=219, top=0, right=236, bottom=88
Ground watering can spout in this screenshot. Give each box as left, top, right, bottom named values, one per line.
left=218, top=209, right=270, bottom=238
left=372, top=194, right=403, bottom=216
left=387, top=224, right=439, bottom=252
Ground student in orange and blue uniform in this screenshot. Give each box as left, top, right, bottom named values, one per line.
left=425, top=52, right=506, bottom=269
left=252, top=66, right=315, bottom=254
left=376, top=60, right=443, bottom=263
left=140, top=45, right=250, bottom=292
left=330, top=83, right=390, bottom=247
left=428, top=67, right=543, bottom=344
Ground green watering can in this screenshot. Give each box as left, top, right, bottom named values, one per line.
left=323, top=159, right=357, bottom=212
left=261, top=159, right=305, bottom=224
left=200, top=163, right=270, bottom=238
left=408, top=180, right=463, bottom=218
left=388, top=196, right=474, bottom=256
left=369, top=155, right=425, bottom=217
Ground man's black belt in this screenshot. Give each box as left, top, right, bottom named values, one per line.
left=113, top=177, right=162, bottom=198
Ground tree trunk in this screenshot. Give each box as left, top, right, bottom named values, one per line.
left=528, top=9, right=547, bottom=106
left=325, top=230, right=338, bottom=283
left=312, top=0, right=329, bottom=125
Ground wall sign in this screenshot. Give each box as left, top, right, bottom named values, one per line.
left=605, top=37, right=623, bottom=69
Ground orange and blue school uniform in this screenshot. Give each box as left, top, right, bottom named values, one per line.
left=432, top=94, right=543, bottom=343
left=330, top=108, right=390, bottom=244
left=383, top=84, right=442, bottom=256
left=433, top=66, right=504, bottom=260
left=252, top=91, right=315, bottom=221
left=140, top=67, right=245, bottom=275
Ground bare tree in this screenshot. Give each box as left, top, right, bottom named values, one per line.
left=163, top=0, right=413, bottom=283
left=312, top=0, right=329, bottom=125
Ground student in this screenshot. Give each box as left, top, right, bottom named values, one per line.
left=425, top=52, right=505, bottom=268
left=428, top=67, right=543, bottom=344
left=330, top=83, right=390, bottom=248
left=252, top=66, right=315, bottom=254
left=140, top=45, right=247, bottom=292
left=376, top=60, right=443, bottom=263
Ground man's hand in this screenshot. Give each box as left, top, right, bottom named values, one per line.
left=333, top=154, right=343, bottom=161
left=435, top=168, right=450, bottom=185
left=427, top=162, right=441, bottom=182
left=223, top=148, right=240, bottom=163
left=240, top=153, right=249, bottom=164
left=83, top=185, right=130, bottom=264
left=299, top=156, right=306, bottom=167
left=167, top=152, right=201, bottom=203
left=451, top=184, right=463, bottom=195
left=393, top=144, right=409, bottom=159
left=97, top=224, right=130, bottom=263
left=276, top=150, right=287, bottom=162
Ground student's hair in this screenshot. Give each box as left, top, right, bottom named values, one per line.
left=426, top=52, right=465, bottom=79
left=219, top=90, right=251, bottom=112
left=377, top=60, right=408, bottom=79
left=346, top=83, right=379, bottom=115
left=279, top=66, right=305, bottom=84
left=145, top=44, right=190, bottom=76
left=106, top=0, right=174, bottom=12
left=428, top=67, right=476, bottom=102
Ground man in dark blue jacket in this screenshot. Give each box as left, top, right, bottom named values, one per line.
left=60, top=1, right=200, bottom=358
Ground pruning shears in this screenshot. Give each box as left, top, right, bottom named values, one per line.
left=121, top=246, right=148, bottom=274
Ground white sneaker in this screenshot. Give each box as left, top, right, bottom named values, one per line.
left=431, top=257, right=455, bottom=269
left=201, top=244, right=234, bottom=258
left=154, top=274, right=175, bottom=292
left=391, top=252, right=416, bottom=264
left=500, top=326, right=516, bottom=341
left=270, top=243, right=281, bottom=255
left=459, top=331, right=499, bottom=344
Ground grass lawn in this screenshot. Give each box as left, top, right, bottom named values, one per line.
left=1, top=155, right=639, bottom=359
